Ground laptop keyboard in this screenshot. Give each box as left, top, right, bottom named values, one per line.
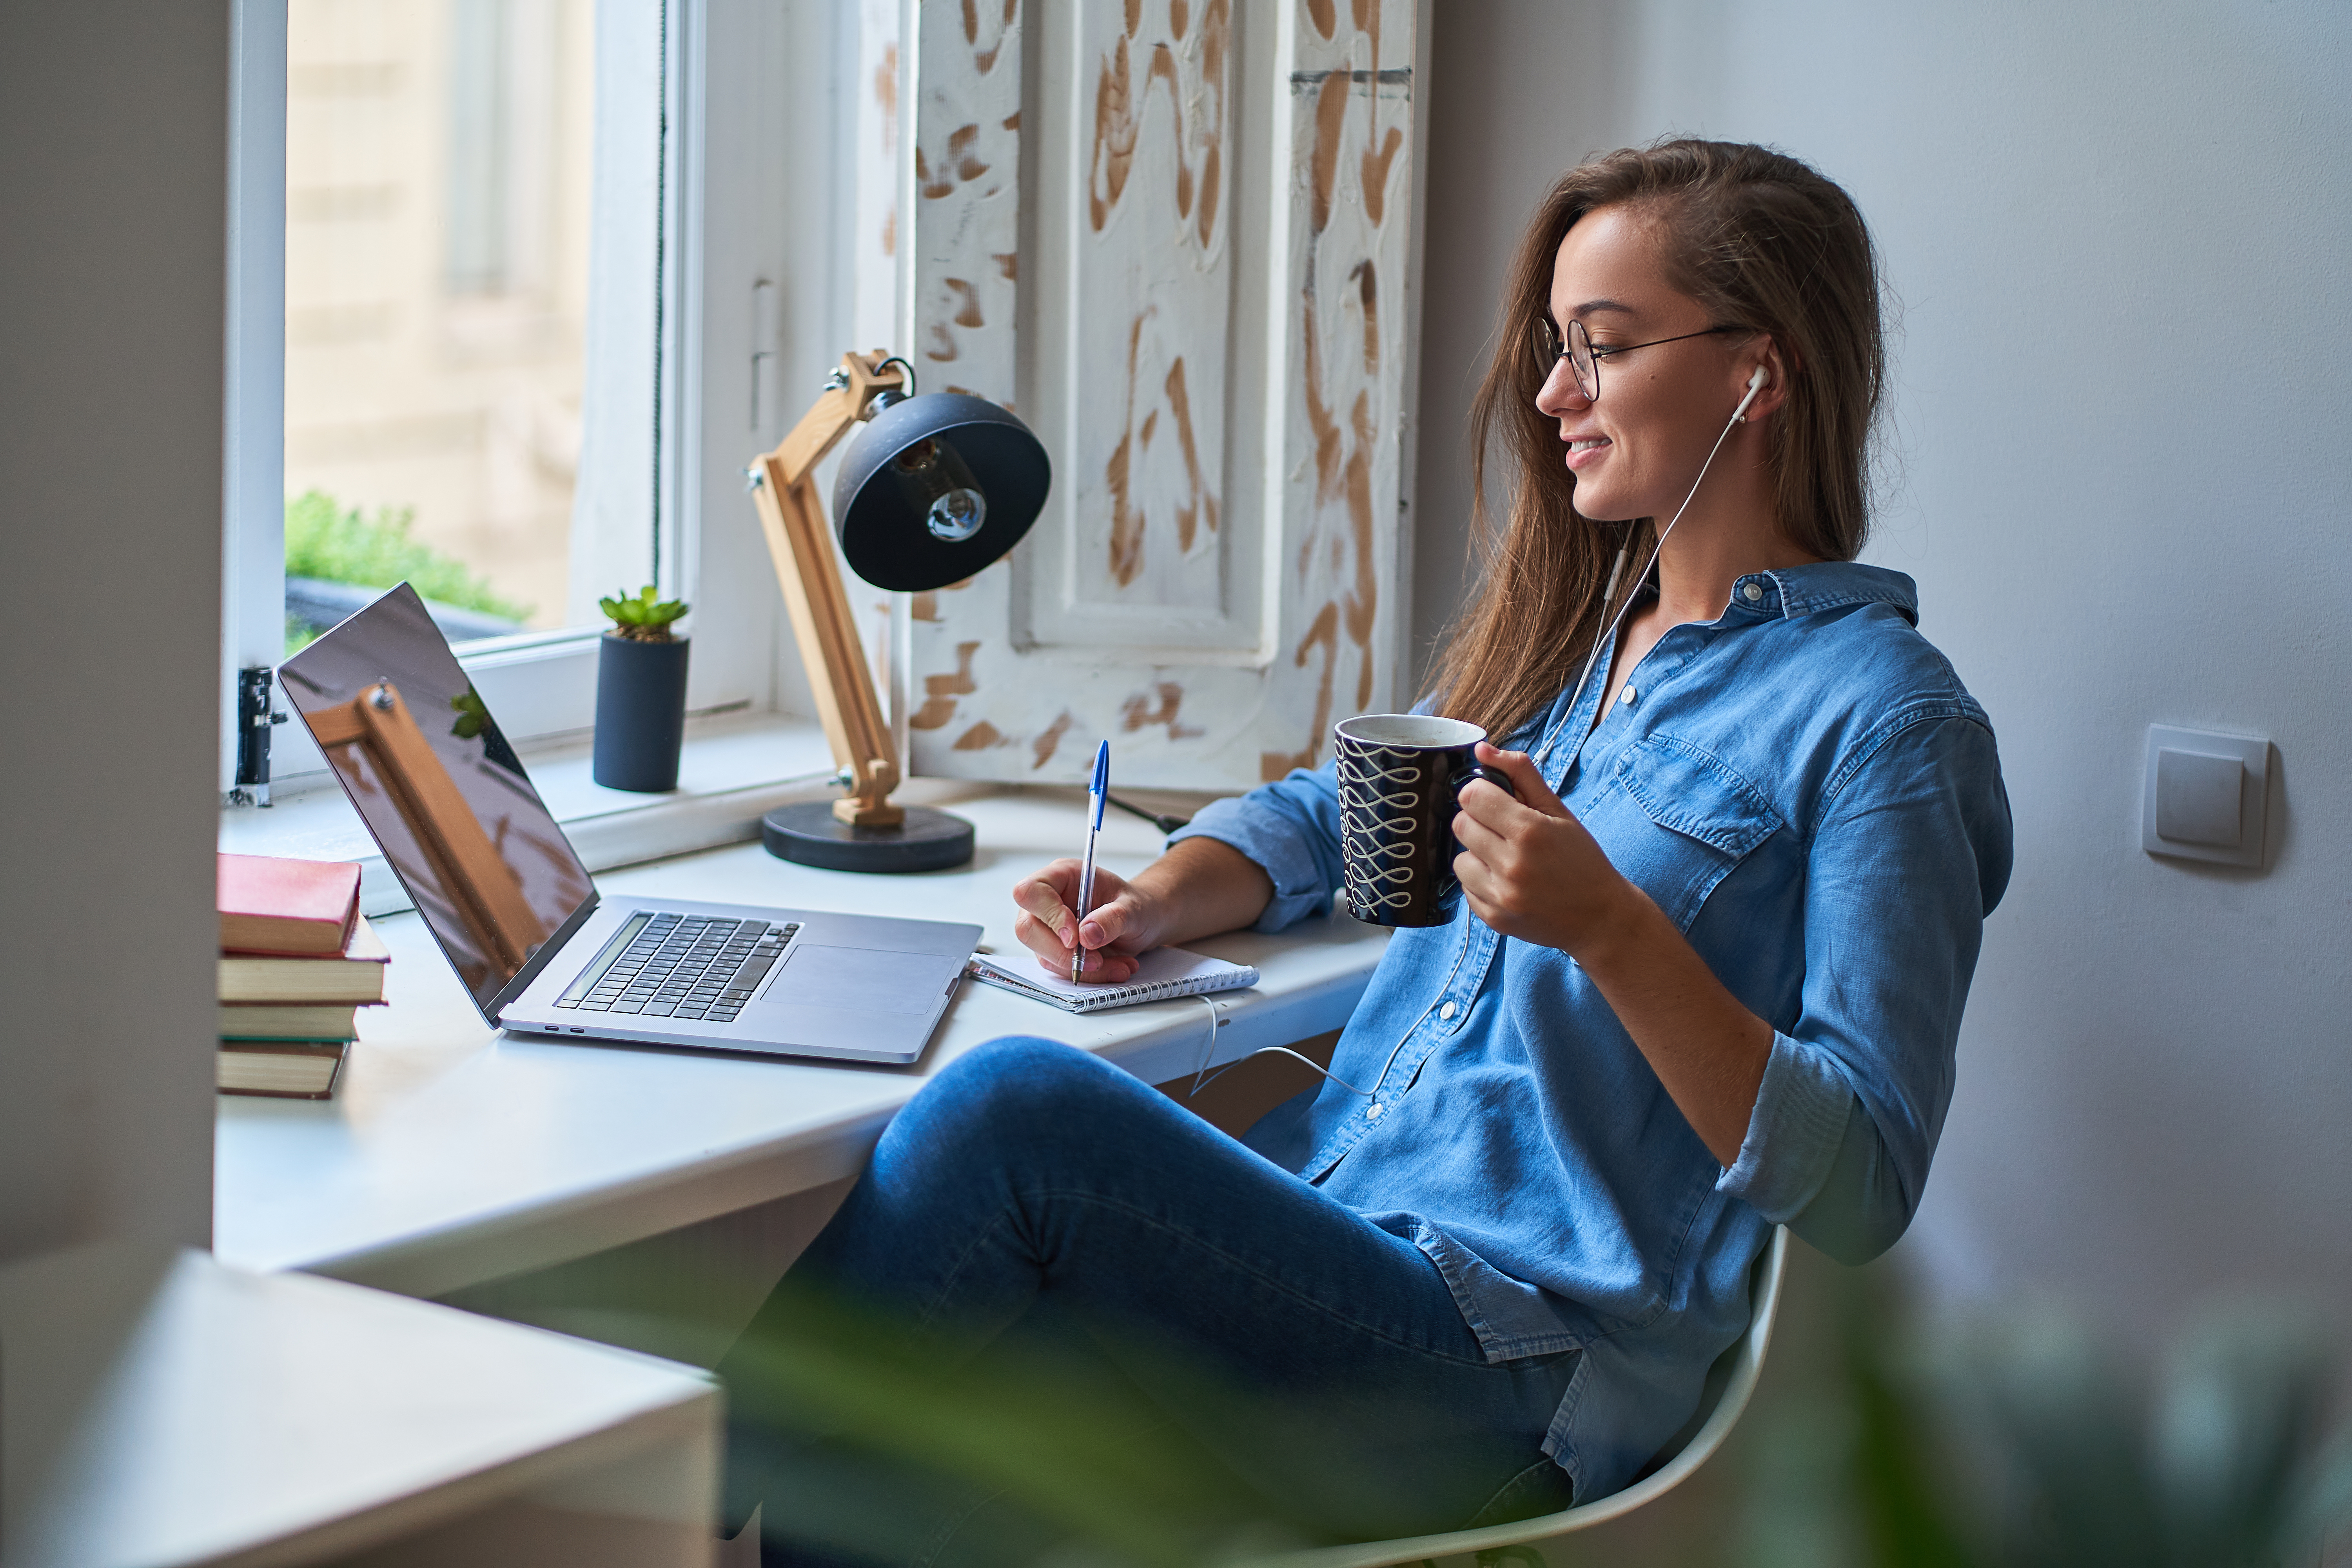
left=555, top=914, right=800, bottom=1025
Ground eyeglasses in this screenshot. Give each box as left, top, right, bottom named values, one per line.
left=1531, top=316, right=1742, bottom=402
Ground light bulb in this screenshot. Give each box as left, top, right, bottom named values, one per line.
left=926, top=487, right=986, bottom=541
left=890, top=437, right=990, bottom=544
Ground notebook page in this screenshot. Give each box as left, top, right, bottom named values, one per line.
left=969, top=945, right=1256, bottom=1009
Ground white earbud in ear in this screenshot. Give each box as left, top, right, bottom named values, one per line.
left=1732, top=364, right=1767, bottom=424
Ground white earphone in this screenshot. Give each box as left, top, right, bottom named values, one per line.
left=1537, top=360, right=1773, bottom=768
left=1255, top=361, right=1781, bottom=1106
left=1732, top=362, right=1767, bottom=423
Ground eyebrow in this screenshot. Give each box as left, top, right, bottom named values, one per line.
left=1569, top=298, right=1638, bottom=319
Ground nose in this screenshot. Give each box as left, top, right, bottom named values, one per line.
left=1534, top=354, right=1589, bottom=418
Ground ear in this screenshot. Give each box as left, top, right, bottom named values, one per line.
left=1737, top=336, right=1795, bottom=423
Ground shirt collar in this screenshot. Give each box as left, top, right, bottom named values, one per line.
left=1505, top=562, right=1922, bottom=754
left=1729, top=562, right=1918, bottom=626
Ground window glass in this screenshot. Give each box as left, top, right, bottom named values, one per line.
left=283, top=0, right=601, bottom=653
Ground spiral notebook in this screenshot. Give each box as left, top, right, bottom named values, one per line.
left=965, top=946, right=1259, bottom=1014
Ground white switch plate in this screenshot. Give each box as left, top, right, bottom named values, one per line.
left=2143, top=724, right=2269, bottom=868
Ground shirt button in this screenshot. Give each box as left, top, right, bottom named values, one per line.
left=1366, top=1102, right=1385, bottom=1120
left=1439, top=1001, right=1457, bottom=1021
left=1619, top=684, right=1637, bottom=706
left=1742, top=581, right=1764, bottom=603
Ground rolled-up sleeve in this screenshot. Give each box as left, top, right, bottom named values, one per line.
left=1167, top=761, right=1349, bottom=933
left=1714, top=711, right=2013, bottom=1264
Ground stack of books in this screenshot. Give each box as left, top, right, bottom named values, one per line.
left=217, top=853, right=388, bottom=1099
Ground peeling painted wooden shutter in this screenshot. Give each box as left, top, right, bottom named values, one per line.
left=897, top=0, right=1424, bottom=790
left=846, top=0, right=909, bottom=768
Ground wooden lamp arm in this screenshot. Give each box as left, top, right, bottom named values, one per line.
left=747, top=351, right=909, bottom=828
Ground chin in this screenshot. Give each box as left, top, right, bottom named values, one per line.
left=1568, top=483, right=1636, bottom=524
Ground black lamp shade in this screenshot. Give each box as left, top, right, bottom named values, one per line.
left=830, top=393, right=1051, bottom=592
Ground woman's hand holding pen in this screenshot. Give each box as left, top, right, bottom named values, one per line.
left=1011, top=837, right=1276, bottom=983
left=1011, top=862, right=1159, bottom=984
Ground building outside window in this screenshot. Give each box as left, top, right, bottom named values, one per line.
left=282, top=0, right=598, bottom=650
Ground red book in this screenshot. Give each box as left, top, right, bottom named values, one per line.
left=217, top=853, right=362, bottom=956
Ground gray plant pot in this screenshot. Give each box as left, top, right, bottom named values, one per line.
left=593, top=633, right=689, bottom=792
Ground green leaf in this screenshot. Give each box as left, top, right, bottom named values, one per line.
left=449, top=688, right=489, bottom=740
left=283, top=490, right=534, bottom=622
left=600, top=584, right=688, bottom=632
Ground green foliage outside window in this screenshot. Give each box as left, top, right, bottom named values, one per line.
left=283, top=489, right=535, bottom=653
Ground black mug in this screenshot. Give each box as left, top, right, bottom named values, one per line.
left=1333, top=715, right=1515, bottom=927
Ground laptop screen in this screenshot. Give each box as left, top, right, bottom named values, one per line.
left=278, top=583, right=595, bottom=1014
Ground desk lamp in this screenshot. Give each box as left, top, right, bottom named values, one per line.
left=746, top=350, right=1051, bottom=873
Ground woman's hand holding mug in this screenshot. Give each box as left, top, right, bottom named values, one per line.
left=1451, top=742, right=1640, bottom=959
left=1333, top=714, right=1517, bottom=926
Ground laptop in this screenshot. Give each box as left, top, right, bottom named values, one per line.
left=277, top=583, right=979, bottom=1065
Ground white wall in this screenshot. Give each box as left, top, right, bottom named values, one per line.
left=0, top=4, right=227, bottom=1259
left=1413, top=1, right=2352, bottom=1335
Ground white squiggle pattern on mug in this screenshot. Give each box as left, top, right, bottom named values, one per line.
left=1339, top=747, right=1422, bottom=913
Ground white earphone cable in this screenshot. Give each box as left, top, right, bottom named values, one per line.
left=1180, top=377, right=1768, bottom=1118
left=1539, top=370, right=1767, bottom=768
left=1186, top=996, right=1376, bottom=1100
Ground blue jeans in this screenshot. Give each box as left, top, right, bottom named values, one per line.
left=719, top=1038, right=1576, bottom=1565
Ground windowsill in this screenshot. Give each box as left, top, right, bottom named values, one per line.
left=218, top=710, right=845, bottom=916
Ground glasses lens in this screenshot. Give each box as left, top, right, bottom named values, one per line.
left=1567, top=319, right=1597, bottom=401
left=1532, top=316, right=1560, bottom=376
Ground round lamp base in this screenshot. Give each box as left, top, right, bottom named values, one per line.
left=760, top=801, right=975, bottom=874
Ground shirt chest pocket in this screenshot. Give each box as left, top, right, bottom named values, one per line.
left=1588, top=736, right=1784, bottom=932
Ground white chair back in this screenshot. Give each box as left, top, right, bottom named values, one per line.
left=1251, top=1225, right=1791, bottom=1568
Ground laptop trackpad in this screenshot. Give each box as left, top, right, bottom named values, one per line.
left=762, top=945, right=953, bottom=1015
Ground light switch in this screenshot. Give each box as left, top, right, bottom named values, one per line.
left=2155, top=748, right=2243, bottom=846
left=2143, top=725, right=2269, bottom=868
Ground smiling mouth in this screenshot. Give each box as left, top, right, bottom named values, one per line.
left=1563, top=434, right=1610, bottom=472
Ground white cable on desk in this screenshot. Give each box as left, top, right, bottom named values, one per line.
left=1186, top=996, right=1372, bottom=1100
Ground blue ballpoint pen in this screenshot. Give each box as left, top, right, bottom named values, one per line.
left=1072, top=741, right=1109, bottom=979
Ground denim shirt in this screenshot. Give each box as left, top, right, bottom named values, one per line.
left=1170, top=563, right=2012, bottom=1501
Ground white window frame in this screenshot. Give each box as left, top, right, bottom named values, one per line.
left=221, top=0, right=848, bottom=803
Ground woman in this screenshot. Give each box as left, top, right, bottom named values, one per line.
left=721, top=139, right=2011, bottom=1564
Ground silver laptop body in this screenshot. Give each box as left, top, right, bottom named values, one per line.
left=278, top=583, right=977, bottom=1065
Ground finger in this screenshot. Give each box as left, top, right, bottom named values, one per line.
left=1454, top=848, right=1530, bottom=938
left=1062, top=952, right=1138, bottom=984
left=1067, top=862, right=1124, bottom=919
left=1012, top=910, right=1071, bottom=966
left=1452, top=849, right=1501, bottom=915
left=1058, top=940, right=1141, bottom=984
left=1450, top=805, right=1506, bottom=862
left=1011, top=867, right=1081, bottom=947
left=1454, top=778, right=1519, bottom=831
left=1476, top=743, right=1567, bottom=818
left=1013, top=858, right=1083, bottom=897
left=1076, top=887, right=1144, bottom=952
left=1076, top=951, right=1141, bottom=984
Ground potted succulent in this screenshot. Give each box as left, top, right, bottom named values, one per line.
left=593, top=585, right=690, bottom=791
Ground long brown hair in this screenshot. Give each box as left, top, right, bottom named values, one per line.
left=1429, top=139, right=1887, bottom=743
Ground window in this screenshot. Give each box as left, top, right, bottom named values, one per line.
left=225, top=0, right=830, bottom=797
left=282, top=0, right=602, bottom=653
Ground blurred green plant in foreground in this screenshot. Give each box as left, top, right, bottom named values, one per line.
left=478, top=1249, right=2351, bottom=1568
left=283, top=489, right=534, bottom=653
left=1731, top=1267, right=2352, bottom=1568
left=714, top=1288, right=1328, bottom=1567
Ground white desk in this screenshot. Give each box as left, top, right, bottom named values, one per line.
left=0, top=1244, right=717, bottom=1567
left=215, top=788, right=1388, bottom=1300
